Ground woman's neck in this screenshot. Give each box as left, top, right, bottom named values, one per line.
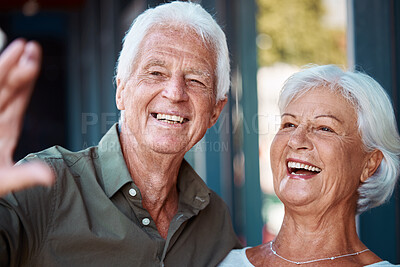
left=247, top=200, right=382, bottom=266
left=273, top=204, right=365, bottom=261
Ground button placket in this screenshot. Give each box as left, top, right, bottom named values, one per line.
left=128, top=188, right=137, bottom=197
left=142, top=218, right=151, bottom=226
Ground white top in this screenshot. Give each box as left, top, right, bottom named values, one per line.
left=217, top=248, right=254, bottom=267
left=218, top=248, right=398, bottom=267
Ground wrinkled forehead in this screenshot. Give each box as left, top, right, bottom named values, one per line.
left=283, top=87, right=359, bottom=124
left=283, top=85, right=359, bottom=113
left=138, top=23, right=216, bottom=59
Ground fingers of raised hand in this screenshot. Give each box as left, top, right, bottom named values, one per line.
left=0, top=40, right=42, bottom=156
left=0, top=40, right=47, bottom=197
left=0, top=39, right=42, bottom=112
left=0, top=161, right=54, bottom=196
left=8, top=40, right=42, bottom=90
left=0, top=39, right=26, bottom=83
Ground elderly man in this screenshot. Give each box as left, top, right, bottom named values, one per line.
left=0, top=2, right=241, bottom=266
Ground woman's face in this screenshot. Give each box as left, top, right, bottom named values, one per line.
left=271, top=88, right=370, bottom=212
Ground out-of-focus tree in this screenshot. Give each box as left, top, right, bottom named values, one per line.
left=256, top=0, right=346, bottom=66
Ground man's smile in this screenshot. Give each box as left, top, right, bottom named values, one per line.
left=151, top=113, right=189, bottom=124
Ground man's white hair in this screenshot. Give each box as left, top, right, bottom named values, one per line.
left=115, top=1, right=230, bottom=125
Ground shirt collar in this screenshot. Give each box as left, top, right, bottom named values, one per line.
left=176, top=160, right=211, bottom=212
left=97, top=123, right=132, bottom=198
left=97, top=124, right=211, bottom=213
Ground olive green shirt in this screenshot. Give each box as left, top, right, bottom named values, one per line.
left=0, top=124, right=241, bottom=267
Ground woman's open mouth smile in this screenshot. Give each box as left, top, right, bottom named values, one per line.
left=286, top=159, right=321, bottom=179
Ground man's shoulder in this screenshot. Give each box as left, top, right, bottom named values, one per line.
left=179, top=160, right=231, bottom=211
left=208, top=188, right=229, bottom=208
left=12, top=144, right=103, bottom=203
left=22, top=145, right=97, bottom=167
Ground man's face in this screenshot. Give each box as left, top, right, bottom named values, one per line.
left=116, top=26, right=226, bottom=156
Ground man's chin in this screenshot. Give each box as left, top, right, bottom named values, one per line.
left=148, top=141, right=188, bottom=155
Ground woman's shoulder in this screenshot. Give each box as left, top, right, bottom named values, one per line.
left=365, top=261, right=399, bottom=266
left=218, top=247, right=254, bottom=267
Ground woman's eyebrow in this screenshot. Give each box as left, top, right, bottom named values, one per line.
left=281, top=113, right=296, bottom=118
left=314, top=114, right=343, bottom=123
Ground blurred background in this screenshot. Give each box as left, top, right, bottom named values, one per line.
left=0, top=0, right=399, bottom=263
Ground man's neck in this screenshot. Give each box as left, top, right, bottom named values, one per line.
left=119, top=128, right=181, bottom=239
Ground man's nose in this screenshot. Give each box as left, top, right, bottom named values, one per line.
left=287, top=125, right=313, bottom=150
left=161, top=76, right=189, bottom=102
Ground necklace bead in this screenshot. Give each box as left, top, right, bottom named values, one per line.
left=269, top=241, right=370, bottom=265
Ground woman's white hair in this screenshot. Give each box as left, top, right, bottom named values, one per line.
left=279, top=64, right=400, bottom=214
left=115, top=1, right=230, bottom=124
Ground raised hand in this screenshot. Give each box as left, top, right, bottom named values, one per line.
left=0, top=39, right=54, bottom=196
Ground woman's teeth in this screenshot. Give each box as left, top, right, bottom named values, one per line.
left=287, top=161, right=321, bottom=174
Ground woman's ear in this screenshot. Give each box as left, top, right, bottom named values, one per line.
left=116, top=79, right=125, bottom=110
left=361, top=150, right=383, bottom=183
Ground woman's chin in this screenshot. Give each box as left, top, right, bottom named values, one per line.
left=277, top=177, right=321, bottom=207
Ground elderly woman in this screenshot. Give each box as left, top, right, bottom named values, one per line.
left=220, top=65, right=400, bottom=266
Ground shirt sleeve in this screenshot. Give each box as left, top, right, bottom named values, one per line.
left=0, top=156, right=56, bottom=267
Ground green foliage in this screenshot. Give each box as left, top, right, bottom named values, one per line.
left=256, top=0, right=347, bottom=66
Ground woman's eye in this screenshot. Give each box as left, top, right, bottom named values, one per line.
left=282, top=122, right=295, bottom=129
left=319, top=126, right=334, bottom=133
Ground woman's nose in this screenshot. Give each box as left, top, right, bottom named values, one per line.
left=287, top=125, right=313, bottom=150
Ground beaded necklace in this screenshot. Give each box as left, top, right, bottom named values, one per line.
left=269, top=241, right=370, bottom=265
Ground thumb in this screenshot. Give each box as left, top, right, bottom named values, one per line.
left=0, top=161, right=54, bottom=196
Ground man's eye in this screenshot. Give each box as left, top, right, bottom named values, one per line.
left=189, top=79, right=205, bottom=87
left=150, top=71, right=162, bottom=76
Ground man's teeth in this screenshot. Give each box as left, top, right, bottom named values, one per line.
left=288, top=161, right=321, bottom=173
left=156, top=113, right=184, bottom=124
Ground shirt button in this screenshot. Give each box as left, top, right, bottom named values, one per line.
left=128, top=188, right=137, bottom=197
left=142, top=218, right=150, bottom=226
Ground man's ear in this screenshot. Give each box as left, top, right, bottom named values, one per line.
left=116, top=79, right=125, bottom=111
left=208, top=98, right=227, bottom=128
left=361, top=149, right=384, bottom=183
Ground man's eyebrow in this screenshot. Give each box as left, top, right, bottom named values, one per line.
left=315, top=114, right=343, bottom=123
left=143, top=59, right=166, bottom=68
left=186, top=67, right=212, bottom=77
